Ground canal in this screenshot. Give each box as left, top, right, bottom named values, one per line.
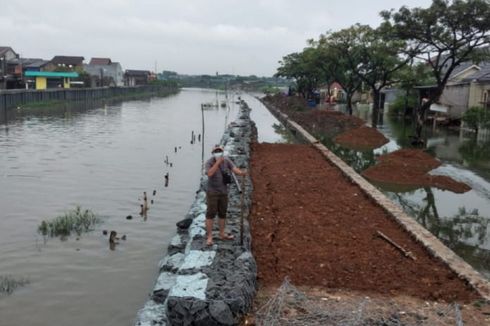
left=0, top=89, right=287, bottom=326
left=327, top=104, right=490, bottom=279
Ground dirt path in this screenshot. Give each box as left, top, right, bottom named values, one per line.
left=250, top=143, right=479, bottom=302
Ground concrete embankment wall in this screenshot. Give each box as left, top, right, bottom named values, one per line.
left=135, top=102, right=257, bottom=326
left=262, top=101, right=490, bottom=301
left=0, top=85, right=178, bottom=112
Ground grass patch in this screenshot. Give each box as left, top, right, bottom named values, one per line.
left=0, top=275, right=30, bottom=295
left=38, top=206, right=101, bottom=238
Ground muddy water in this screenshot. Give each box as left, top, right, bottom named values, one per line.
left=329, top=104, right=490, bottom=279
left=0, top=89, right=286, bottom=326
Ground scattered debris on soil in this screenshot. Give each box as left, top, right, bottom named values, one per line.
left=362, top=149, right=471, bottom=193
left=247, top=279, right=490, bottom=326
left=334, top=126, right=389, bottom=150
left=250, top=143, right=479, bottom=302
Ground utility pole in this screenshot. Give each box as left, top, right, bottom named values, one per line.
left=3, top=92, right=7, bottom=129
left=100, top=68, right=105, bottom=87
left=1, top=55, right=6, bottom=90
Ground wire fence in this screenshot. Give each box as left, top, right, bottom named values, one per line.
left=255, top=278, right=467, bottom=326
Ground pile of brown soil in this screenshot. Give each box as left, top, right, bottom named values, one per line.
left=250, top=143, right=479, bottom=302
left=362, top=149, right=471, bottom=193
left=334, top=126, right=389, bottom=150
left=293, top=110, right=365, bottom=139
left=264, top=95, right=364, bottom=138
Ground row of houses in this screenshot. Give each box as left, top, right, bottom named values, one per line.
left=319, top=61, right=490, bottom=119
left=0, top=46, right=156, bottom=90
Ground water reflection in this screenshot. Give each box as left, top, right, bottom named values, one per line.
left=389, top=188, right=490, bottom=278
left=272, top=123, right=298, bottom=144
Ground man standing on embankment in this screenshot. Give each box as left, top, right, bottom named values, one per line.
left=205, top=144, right=246, bottom=246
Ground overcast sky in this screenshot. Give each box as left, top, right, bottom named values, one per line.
left=1, top=0, right=433, bottom=76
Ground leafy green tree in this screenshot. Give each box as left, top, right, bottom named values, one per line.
left=326, top=24, right=411, bottom=126
left=313, top=35, right=363, bottom=115
left=381, top=0, right=490, bottom=138
left=275, top=47, right=324, bottom=98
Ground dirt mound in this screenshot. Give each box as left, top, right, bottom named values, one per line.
left=363, top=149, right=471, bottom=193
left=292, top=110, right=364, bottom=138
left=334, top=126, right=389, bottom=150
left=251, top=143, right=479, bottom=302
left=264, top=95, right=364, bottom=138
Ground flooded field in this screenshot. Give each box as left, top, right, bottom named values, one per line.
left=328, top=104, right=490, bottom=279
left=0, top=89, right=286, bottom=326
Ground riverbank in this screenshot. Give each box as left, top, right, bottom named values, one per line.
left=248, top=98, right=490, bottom=325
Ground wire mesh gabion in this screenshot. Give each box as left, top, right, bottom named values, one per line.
left=254, top=278, right=467, bottom=326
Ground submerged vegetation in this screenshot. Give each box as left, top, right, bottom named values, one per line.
left=0, top=275, right=30, bottom=296
left=462, top=106, right=490, bottom=134
left=38, top=206, right=101, bottom=238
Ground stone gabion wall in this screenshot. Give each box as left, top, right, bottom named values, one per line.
left=135, top=102, right=257, bottom=326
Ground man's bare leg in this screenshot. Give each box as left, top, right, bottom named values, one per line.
left=206, top=218, right=214, bottom=245
left=219, top=218, right=234, bottom=240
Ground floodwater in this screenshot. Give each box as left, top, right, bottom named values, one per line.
left=0, top=89, right=287, bottom=326
left=328, top=104, right=490, bottom=279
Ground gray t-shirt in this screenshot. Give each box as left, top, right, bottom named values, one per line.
left=205, top=157, right=235, bottom=194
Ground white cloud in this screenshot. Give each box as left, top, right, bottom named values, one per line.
left=0, top=0, right=433, bottom=75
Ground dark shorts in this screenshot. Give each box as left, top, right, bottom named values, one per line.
left=206, top=192, right=228, bottom=219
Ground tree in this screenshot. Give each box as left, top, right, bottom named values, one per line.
left=382, top=0, right=490, bottom=139
left=313, top=35, right=363, bottom=115
left=327, top=24, right=412, bottom=126
left=393, top=62, right=435, bottom=116
left=275, top=48, right=324, bottom=98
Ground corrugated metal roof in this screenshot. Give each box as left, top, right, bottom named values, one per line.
left=89, top=57, right=112, bottom=65
left=125, top=69, right=151, bottom=76
left=0, top=46, right=15, bottom=56
left=462, top=63, right=490, bottom=82
left=50, top=56, right=84, bottom=66
left=24, top=71, right=79, bottom=78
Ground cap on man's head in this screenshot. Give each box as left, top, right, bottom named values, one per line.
left=211, top=144, right=224, bottom=153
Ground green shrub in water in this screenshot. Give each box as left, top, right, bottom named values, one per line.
left=389, top=94, right=418, bottom=116
left=462, top=106, right=490, bottom=134
left=38, top=206, right=101, bottom=238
